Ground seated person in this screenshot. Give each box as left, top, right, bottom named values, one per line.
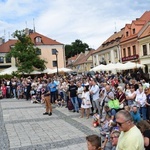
left=93, top=113, right=100, bottom=128
left=104, top=105, right=117, bottom=122
left=55, top=94, right=64, bottom=107
left=130, top=105, right=141, bottom=124
left=86, top=134, right=102, bottom=150
left=99, top=114, right=113, bottom=136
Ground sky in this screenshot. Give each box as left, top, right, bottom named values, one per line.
left=0, top=0, right=150, bottom=49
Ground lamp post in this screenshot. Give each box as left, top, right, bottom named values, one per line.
left=54, top=49, right=59, bottom=76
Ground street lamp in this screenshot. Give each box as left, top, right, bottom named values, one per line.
left=54, top=49, right=59, bottom=76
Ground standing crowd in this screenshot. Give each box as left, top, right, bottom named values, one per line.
left=0, top=71, right=150, bottom=150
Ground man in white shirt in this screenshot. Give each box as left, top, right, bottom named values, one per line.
left=90, top=79, right=100, bottom=114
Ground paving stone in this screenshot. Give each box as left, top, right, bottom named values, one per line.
left=0, top=98, right=99, bottom=150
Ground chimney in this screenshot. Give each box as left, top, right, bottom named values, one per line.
left=85, top=49, right=89, bottom=55
left=0, top=37, right=5, bottom=45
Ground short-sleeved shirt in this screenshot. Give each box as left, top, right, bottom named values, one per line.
left=116, top=126, right=144, bottom=150
left=68, top=85, right=78, bottom=97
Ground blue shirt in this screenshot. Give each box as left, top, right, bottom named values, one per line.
left=130, top=111, right=141, bottom=124
left=48, top=82, right=57, bottom=92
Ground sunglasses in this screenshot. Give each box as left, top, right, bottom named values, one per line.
left=116, top=119, right=130, bottom=126
left=110, top=136, right=118, bottom=140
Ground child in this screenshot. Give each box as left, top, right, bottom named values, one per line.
left=55, top=94, right=64, bottom=107
left=99, top=115, right=113, bottom=136
left=93, top=113, right=100, bottom=127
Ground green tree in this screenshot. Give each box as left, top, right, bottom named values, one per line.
left=65, top=39, right=90, bottom=59
left=6, top=30, right=46, bottom=74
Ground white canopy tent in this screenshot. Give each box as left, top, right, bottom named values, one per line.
left=89, top=61, right=145, bottom=72
left=119, top=61, right=145, bottom=70
left=0, top=66, right=18, bottom=75
left=48, top=67, right=73, bottom=74
left=90, top=64, right=107, bottom=72
left=59, top=67, right=73, bottom=72
left=42, top=68, right=54, bottom=74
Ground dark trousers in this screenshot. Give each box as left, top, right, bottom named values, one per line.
left=51, top=91, right=56, bottom=103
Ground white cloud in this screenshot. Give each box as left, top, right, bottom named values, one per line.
left=0, top=0, right=149, bottom=48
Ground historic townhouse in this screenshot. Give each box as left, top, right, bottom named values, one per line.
left=138, top=21, right=150, bottom=73
left=120, top=11, right=150, bottom=63
left=0, top=29, right=65, bottom=71
left=92, top=29, right=124, bottom=68
left=67, top=50, right=94, bottom=73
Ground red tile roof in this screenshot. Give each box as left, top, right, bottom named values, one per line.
left=29, top=32, right=63, bottom=45
left=93, top=29, right=124, bottom=54
left=0, top=31, right=63, bottom=53
left=121, top=11, right=150, bottom=43
left=73, top=50, right=94, bottom=66
left=0, top=39, right=17, bottom=53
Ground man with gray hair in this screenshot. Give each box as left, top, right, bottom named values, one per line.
left=116, top=110, right=144, bottom=150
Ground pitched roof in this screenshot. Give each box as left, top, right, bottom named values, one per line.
left=93, top=29, right=124, bottom=54
left=73, top=50, right=94, bottom=66
left=29, top=32, right=63, bottom=45
left=0, top=39, right=17, bottom=53
left=103, top=29, right=123, bottom=44
left=126, top=24, right=131, bottom=29
left=0, top=32, right=63, bottom=53
left=67, top=54, right=79, bottom=66
left=138, top=21, right=150, bottom=39
left=121, top=11, right=150, bottom=43
left=140, top=11, right=150, bottom=22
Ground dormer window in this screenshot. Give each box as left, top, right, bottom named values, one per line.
left=126, top=31, right=129, bottom=37
left=133, top=28, right=135, bottom=34
left=35, top=37, right=42, bottom=43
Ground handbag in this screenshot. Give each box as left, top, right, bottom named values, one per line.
left=86, top=100, right=91, bottom=105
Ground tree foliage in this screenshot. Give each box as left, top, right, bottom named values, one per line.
left=6, top=30, right=46, bottom=74
left=65, top=39, right=90, bottom=59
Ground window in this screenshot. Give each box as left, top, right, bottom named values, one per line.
left=143, top=45, right=147, bottom=56
left=123, top=48, right=126, bottom=57
left=107, top=53, right=110, bottom=60
left=53, top=61, right=57, bottom=67
left=126, top=31, right=129, bottom=37
left=128, top=47, right=131, bottom=56
left=36, top=48, right=41, bottom=55
left=35, top=37, right=42, bottom=43
left=132, top=45, right=136, bottom=55
left=52, top=49, right=57, bottom=55
left=133, top=28, right=135, bottom=34
left=114, top=50, right=118, bottom=58
left=6, top=57, right=11, bottom=63
left=0, top=57, right=4, bottom=63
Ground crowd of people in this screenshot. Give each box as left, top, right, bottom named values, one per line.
left=0, top=71, right=150, bottom=150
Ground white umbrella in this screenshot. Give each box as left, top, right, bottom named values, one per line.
left=0, top=66, right=18, bottom=75
left=90, top=64, right=106, bottom=71
left=48, top=68, right=58, bottom=74
left=42, top=68, right=53, bottom=74
left=30, top=70, right=41, bottom=75
left=59, top=67, right=73, bottom=72
left=136, top=64, right=145, bottom=68
left=103, top=63, right=117, bottom=71
left=119, top=61, right=145, bottom=70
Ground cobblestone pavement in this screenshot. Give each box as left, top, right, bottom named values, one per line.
left=0, top=99, right=99, bottom=150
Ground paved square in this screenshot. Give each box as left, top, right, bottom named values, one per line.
left=0, top=99, right=99, bottom=150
